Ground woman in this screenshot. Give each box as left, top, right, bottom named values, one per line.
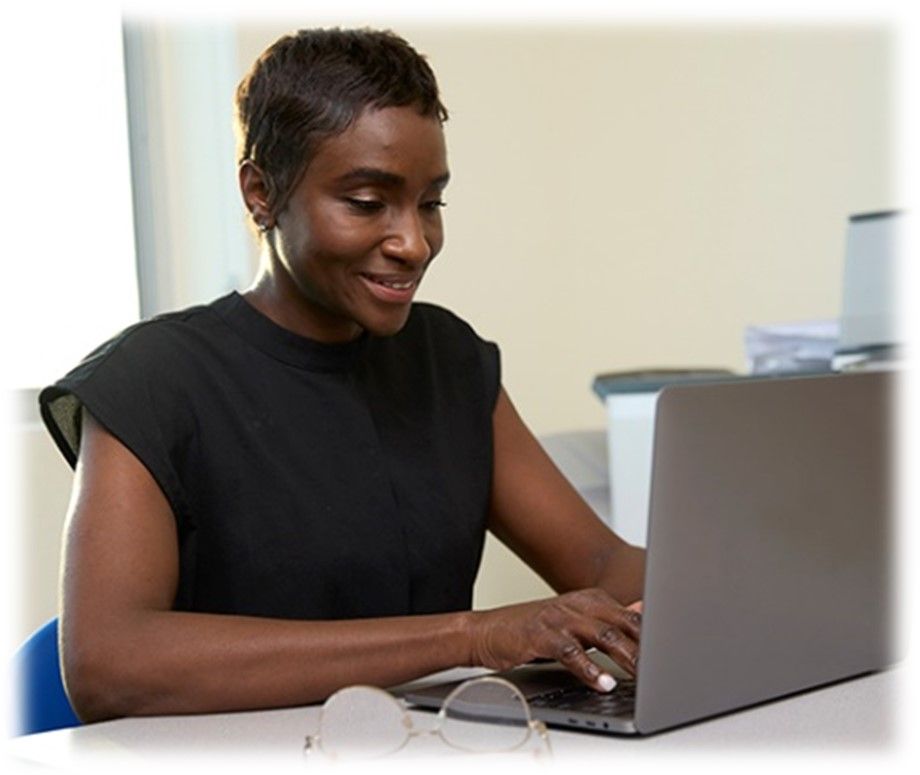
left=40, top=28, right=645, bottom=723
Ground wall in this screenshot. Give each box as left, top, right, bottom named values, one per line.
left=12, top=20, right=895, bottom=642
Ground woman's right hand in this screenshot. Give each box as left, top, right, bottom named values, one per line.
left=465, top=588, right=642, bottom=692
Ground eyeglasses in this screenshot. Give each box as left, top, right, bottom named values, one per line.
left=303, top=675, right=553, bottom=760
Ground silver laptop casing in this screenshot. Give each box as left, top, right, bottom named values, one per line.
left=634, top=370, right=896, bottom=733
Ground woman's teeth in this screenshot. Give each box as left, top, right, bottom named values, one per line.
left=370, top=277, right=414, bottom=290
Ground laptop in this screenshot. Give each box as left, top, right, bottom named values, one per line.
left=404, top=371, right=897, bottom=735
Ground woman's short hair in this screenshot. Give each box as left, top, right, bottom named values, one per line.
left=236, top=28, right=448, bottom=218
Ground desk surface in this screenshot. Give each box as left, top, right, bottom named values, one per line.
left=5, top=667, right=900, bottom=770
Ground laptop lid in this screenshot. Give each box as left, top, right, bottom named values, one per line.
left=634, top=371, right=896, bottom=733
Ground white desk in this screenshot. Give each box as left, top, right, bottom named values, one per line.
left=5, top=667, right=900, bottom=771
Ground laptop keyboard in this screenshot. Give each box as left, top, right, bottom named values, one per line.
left=529, top=679, right=636, bottom=716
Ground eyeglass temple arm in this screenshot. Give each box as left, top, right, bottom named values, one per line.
left=531, top=720, right=553, bottom=757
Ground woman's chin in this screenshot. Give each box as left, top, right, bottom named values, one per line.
left=360, top=305, right=414, bottom=338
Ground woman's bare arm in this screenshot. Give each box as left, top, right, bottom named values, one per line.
left=487, top=387, right=645, bottom=601
left=464, top=387, right=645, bottom=687
left=61, top=410, right=472, bottom=722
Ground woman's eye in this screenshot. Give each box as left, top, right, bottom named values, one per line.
left=345, top=198, right=384, bottom=213
left=422, top=200, right=447, bottom=212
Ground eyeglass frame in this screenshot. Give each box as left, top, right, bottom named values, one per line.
left=303, top=675, right=553, bottom=760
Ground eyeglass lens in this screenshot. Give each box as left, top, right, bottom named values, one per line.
left=441, top=680, right=531, bottom=752
left=319, top=686, right=409, bottom=758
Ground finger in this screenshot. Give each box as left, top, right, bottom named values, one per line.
left=612, top=607, right=642, bottom=641
left=562, top=614, right=639, bottom=678
left=567, top=590, right=642, bottom=641
left=555, top=640, right=618, bottom=693
left=534, top=591, right=641, bottom=678
left=593, top=623, right=639, bottom=677
left=553, top=610, right=639, bottom=680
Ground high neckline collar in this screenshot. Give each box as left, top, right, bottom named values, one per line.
left=213, top=292, right=369, bottom=372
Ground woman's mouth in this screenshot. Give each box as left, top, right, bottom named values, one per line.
left=359, top=273, right=419, bottom=303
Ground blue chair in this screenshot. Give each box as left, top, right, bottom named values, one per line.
left=11, top=617, right=81, bottom=735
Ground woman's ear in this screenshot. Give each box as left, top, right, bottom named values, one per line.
left=239, top=160, right=274, bottom=232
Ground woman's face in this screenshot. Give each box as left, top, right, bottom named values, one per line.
left=260, top=105, right=449, bottom=342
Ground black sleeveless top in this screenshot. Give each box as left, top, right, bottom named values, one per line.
left=40, top=293, right=500, bottom=620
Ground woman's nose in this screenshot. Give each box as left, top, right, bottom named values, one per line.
left=382, top=210, right=432, bottom=265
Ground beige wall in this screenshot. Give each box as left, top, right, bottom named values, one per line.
left=13, top=21, right=895, bottom=641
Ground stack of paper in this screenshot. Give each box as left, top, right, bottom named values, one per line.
left=744, top=320, right=839, bottom=375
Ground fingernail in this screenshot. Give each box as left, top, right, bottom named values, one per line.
left=597, top=673, right=617, bottom=692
